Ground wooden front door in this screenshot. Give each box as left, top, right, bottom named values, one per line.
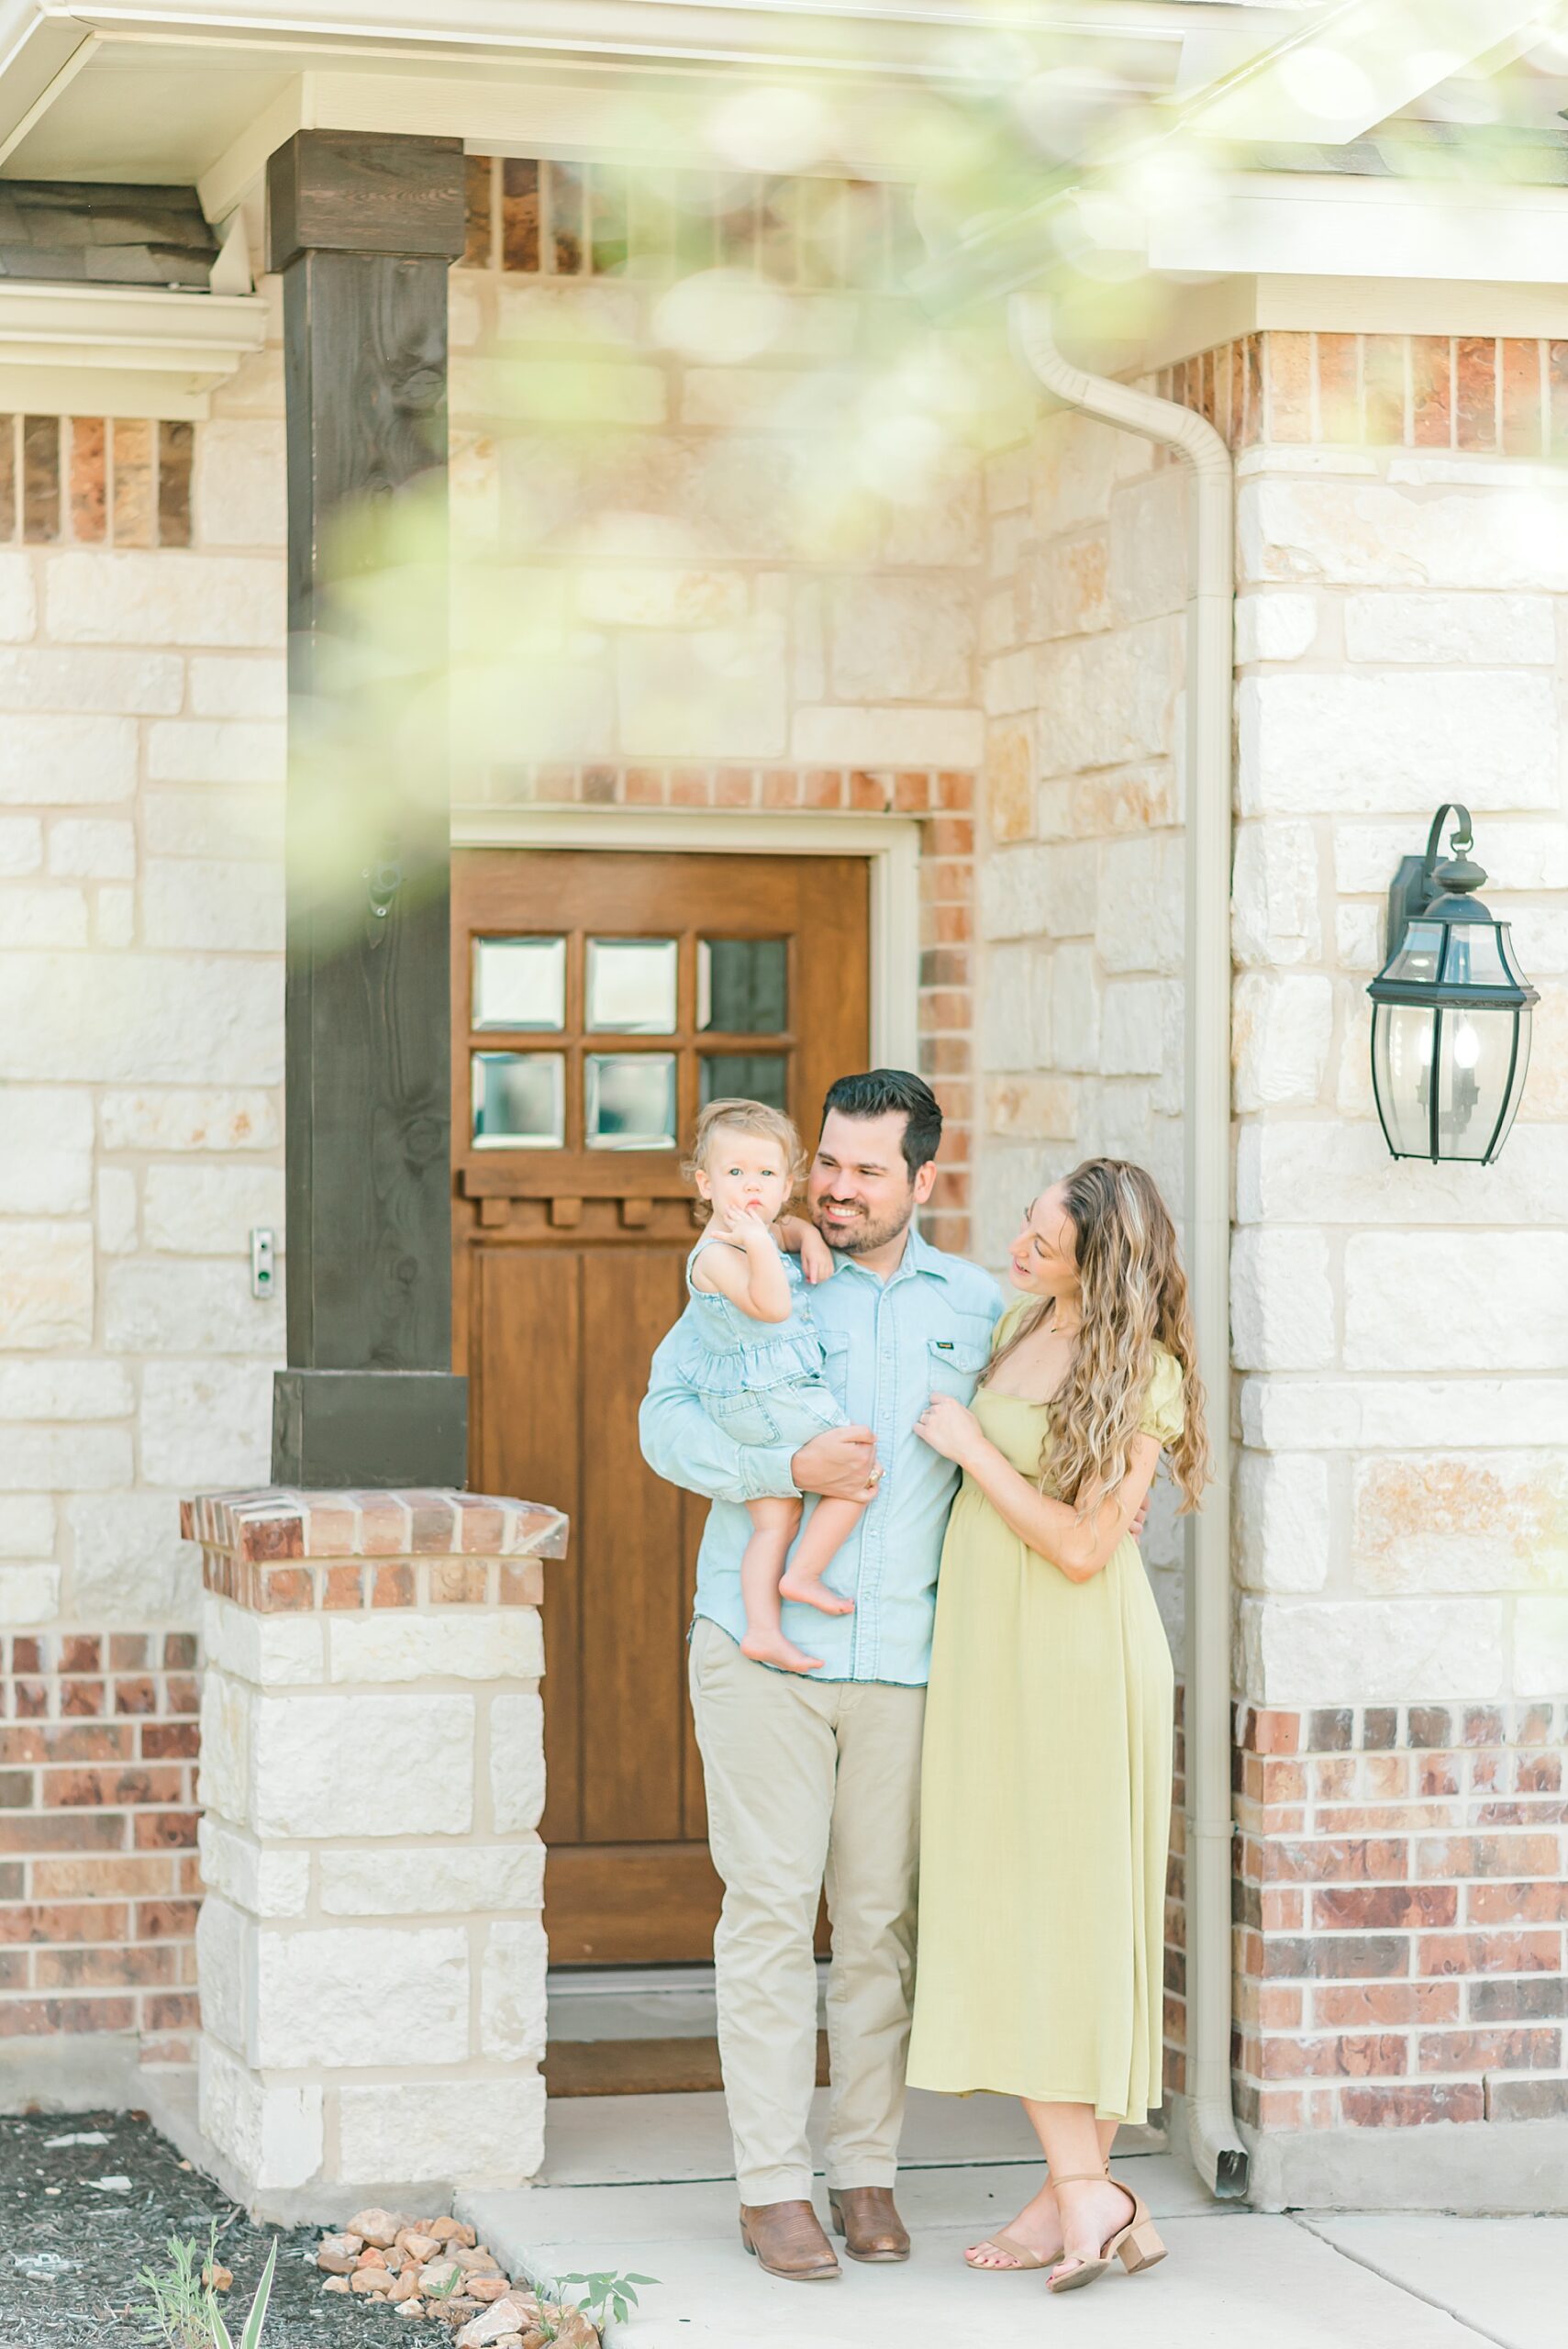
left=452, top=849, right=870, bottom=1964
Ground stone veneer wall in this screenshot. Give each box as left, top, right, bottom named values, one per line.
left=1190, top=328, right=1568, bottom=2143
left=0, top=350, right=284, bottom=2066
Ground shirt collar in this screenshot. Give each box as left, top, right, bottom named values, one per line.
left=831, top=1222, right=951, bottom=1286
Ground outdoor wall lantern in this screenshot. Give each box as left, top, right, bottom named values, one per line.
left=1368, top=803, right=1537, bottom=1164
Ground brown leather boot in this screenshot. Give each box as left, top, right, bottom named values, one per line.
left=738, top=2199, right=841, bottom=2281
left=828, top=2185, right=911, bottom=2263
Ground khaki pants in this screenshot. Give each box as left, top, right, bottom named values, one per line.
left=687, top=1614, right=926, bottom=2205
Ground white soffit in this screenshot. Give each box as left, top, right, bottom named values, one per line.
left=0, top=281, right=268, bottom=418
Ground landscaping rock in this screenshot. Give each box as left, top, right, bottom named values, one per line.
left=430, top=2217, right=476, bottom=2247
left=348, top=2207, right=403, bottom=2248
left=419, top=2256, right=464, bottom=2293
left=323, top=2276, right=350, bottom=2295
left=397, top=2301, right=428, bottom=2321
left=317, top=2232, right=363, bottom=2274
left=354, top=2246, right=389, bottom=2270
left=547, top=2311, right=599, bottom=2349
left=469, top=2275, right=512, bottom=2302
left=401, top=2230, right=441, bottom=2263
left=454, top=2296, right=534, bottom=2347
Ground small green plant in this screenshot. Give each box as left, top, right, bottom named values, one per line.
left=137, top=2225, right=222, bottom=2349
left=207, top=2238, right=277, bottom=2349
left=555, top=2269, right=659, bottom=2337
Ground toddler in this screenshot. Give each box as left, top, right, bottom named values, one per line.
left=683, top=1097, right=872, bottom=1674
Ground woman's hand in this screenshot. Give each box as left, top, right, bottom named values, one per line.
left=916, top=1394, right=984, bottom=1469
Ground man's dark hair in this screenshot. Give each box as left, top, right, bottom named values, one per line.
left=821, top=1069, right=942, bottom=1180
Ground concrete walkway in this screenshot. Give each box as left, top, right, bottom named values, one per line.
left=462, top=2090, right=1562, bottom=2348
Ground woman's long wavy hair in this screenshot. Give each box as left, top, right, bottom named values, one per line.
left=981, top=1158, right=1210, bottom=1516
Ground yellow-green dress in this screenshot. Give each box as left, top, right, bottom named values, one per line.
left=906, top=1327, right=1184, bottom=2124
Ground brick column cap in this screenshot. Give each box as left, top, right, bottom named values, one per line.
left=180, top=1486, right=567, bottom=1566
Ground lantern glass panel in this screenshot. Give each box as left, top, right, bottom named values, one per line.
left=1490, top=1004, right=1533, bottom=1161
left=1434, top=1002, right=1518, bottom=1159
left=1440, top=923, right=1508, bottom=989
left=1372, top=1003, right=1438, bottom=1157
left=1498, top=927, right=1530, bottom=989
left=1385, top=919, right=1442, bottom=986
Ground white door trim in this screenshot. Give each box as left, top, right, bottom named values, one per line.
left=450, top=802, right=923, bottom=1071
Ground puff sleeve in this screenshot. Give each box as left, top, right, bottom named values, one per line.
left=1138, top=1348, right=1185, bottom=1448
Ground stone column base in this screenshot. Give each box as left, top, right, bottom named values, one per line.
left=181, top=1486, right=566, bottom=2214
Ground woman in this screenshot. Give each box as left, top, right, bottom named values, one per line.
left=906, top=1159, right=1208, bottom=2296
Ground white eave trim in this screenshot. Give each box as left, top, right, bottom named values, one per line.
left=0, top=279, right=269, bottom=418
left=1149, top=170, right=1568, bottom=287
left=0, top=0, right=1069, bottom=76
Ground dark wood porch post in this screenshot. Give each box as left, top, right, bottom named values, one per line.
left=266, top=130, right=468, bottom=1486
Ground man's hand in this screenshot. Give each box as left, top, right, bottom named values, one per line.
left=791, top=1424, right=882, bottom=1501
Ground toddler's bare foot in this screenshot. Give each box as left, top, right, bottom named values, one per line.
left=740, top=1627, right=824, bottom=1673
left=778, top=1571, right=855, bottom=1617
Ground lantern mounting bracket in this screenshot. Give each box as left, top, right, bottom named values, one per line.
left=1383, top=800, right=1479, bottom=960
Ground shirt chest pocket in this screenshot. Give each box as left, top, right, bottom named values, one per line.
left=927, top=1333, right=992, bottom=1401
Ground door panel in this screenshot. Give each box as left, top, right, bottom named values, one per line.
left=452, top=848, right=870, bottom=1964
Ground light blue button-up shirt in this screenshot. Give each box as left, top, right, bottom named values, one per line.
left=639, top=1229, right=1003, bottom=1685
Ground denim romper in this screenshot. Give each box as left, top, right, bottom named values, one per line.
left=684, top=1229, right=850, bottom=1451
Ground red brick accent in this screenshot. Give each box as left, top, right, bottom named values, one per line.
left=1161, top=331, right=1566, bottom=461
left=1232, top=1700, right=1568, bottom=2132
left=461, top=155, right=907, bottom=290
left=0, top=1634, right=202, bottom=2063
left=0, top=413, right=195, bottom=548
left=182, top=1486, right=567, bottom=1613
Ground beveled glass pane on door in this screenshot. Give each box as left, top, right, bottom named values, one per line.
left=473, top=936, right=566, bottom=1031
left=700, top=1052, right=788, bottom=1115
left=472, top=1052, right=565, bottom=1148
left=586, top=939, right=677, bottom=1033
left=586, top=1053, right=678, bottom=1149
left=697, top=939, right=787, bottom=1033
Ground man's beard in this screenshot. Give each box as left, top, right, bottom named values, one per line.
left=810, top=1196, right=915, bottom=1257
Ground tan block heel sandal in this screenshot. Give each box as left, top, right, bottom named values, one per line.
left=1045, top=2167, right=1166, bottom=2295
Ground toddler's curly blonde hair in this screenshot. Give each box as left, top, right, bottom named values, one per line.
left=683, top=1098, right=806, bottom=1222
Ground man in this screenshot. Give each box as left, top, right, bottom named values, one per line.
left=639, top=1069, right=1001, bottom=2282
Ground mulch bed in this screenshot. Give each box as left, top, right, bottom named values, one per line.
left=0, top=2107, right=389, bottom=2347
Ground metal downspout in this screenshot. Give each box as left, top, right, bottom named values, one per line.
left=1007, top=294, right=1248, bottom=2199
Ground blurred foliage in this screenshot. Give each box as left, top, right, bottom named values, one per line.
left=287, top=13, right=1554, bottom=924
